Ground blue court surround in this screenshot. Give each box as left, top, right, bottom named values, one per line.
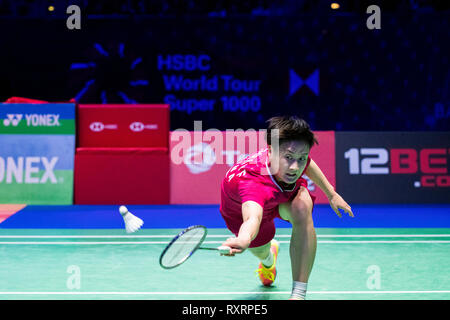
left=0, top=204, right=449, bottom=229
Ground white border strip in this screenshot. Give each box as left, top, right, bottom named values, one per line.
left=0, top=290, right=448, bottom=295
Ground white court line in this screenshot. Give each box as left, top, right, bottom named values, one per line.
left=0, top=234, right=449, bottom=238
left=0, top=290, right=448, bottom=295
left=1, top=240, right=450, bottom=245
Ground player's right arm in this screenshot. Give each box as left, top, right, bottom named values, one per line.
left=221, top=201, right=263, bottom=256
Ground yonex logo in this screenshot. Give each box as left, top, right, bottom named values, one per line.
left=26, top=114, right=60, bottom=127
left=0, top=156, right=58, bottom=184
left=89, top=122, right=118, bottom=132
left=3, top=114, right=23, bottom=127
left=129, top=122, right=158, bottom=132
left=3, top=114, right=61, bottom=127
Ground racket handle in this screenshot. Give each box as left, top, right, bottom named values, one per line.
left=218, top=245, right=231, bottom=255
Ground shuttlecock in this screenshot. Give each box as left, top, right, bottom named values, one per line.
left=119, top=205, right=144, bottom=233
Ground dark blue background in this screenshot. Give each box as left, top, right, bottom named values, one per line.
left=0, top=7, right=448, bottom=131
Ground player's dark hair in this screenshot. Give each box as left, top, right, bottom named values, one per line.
left=266, top=116, right=318, bottom=149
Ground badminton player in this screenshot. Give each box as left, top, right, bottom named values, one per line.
left=220, top=116, right=354, bottom=300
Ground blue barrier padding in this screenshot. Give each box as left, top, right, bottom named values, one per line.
left=0, top=204, right=449, bottom=229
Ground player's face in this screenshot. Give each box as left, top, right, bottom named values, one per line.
left=268, top=140, right=310, bottom=184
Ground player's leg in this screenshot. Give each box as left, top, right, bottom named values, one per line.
left=246, top=218, right=276, bottom=262
left=278, top=186, right=316, bottom=299
left=248, top=241, right=272, bottom=262
left=247, top=220, right=280, bottom=286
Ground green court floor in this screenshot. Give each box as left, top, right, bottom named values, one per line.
left=0, top=228, right=449, bottom=300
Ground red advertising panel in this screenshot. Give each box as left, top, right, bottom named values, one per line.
left=77, top=104, right=169, bottom=148
left=74, top=148, right=170, bottom=204
left=170, top=130, right=335, bottom=204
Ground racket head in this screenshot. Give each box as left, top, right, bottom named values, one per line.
left=159, top=225, right=208, bottom=269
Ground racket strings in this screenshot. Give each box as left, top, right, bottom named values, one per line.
left=166, top=232, right=197, bottom=265
left=161, top=227, right=206, bottom=268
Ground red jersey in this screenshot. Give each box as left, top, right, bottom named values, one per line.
left=220, top=148, right=311, bottom=224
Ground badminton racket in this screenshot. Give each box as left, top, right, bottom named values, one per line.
left=159, top=225, right=231, bottom=269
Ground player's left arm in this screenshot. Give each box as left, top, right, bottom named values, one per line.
left=305, top=159, right=354, bottom=218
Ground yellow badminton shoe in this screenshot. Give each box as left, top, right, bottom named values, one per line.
left=256, top=239, right=279, bottom=286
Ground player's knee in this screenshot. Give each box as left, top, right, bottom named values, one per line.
left=289, top=198, right=313, bottom=226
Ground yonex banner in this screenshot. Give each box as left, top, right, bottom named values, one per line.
left=170, top=130, right=335, bottom=204
left=0, top=103, right=76, bottom=204
left=336, top=132, right=450, bottom=204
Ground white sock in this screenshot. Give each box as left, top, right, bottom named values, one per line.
left=290, top=281, right=307, bottom=300
left=261, top=251, right=274, bottom=268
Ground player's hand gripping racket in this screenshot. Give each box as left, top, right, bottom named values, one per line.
left=159, top=225, right=231, bottom=269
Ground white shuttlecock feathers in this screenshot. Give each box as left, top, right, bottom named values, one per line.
left=119, top=205, right=144, bottom=233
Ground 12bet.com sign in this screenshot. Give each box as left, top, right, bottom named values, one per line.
left=336, top=132, right=450, bottom=204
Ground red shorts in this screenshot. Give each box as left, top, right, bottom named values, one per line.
left=220, top=189, right=316, bottom=248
